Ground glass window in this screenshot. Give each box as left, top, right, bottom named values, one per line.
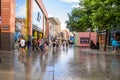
left=80, top=37, right=90, bottom=44
left=32, top=0, right=43, bottom=30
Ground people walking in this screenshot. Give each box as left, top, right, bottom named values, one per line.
left=62, top=40, right=66, bottom=48
left=52, top=40, right=56, bottom=51
left=32, top=38, right=38, bottom=51
left=39, top=38, right=45, bottom=51
left=19, top=36, right=26, bottom=55
left=112, top=38, right=120, bottom=53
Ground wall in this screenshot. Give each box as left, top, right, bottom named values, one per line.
left=76, top=32, right=97, bottom=47
left=0, top=0, right=15, bottom=51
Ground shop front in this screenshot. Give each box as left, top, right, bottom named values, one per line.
left=32, top=0, right=45, bottom=40
left=32, top=24, right=43, bottom=40
left=0, top=0, right=48, bottom=51
left=75, top=32, right=97, bottom=47
left=110, top=30, right=120, bottom=46
left=98, top=30, right=120, bottom=51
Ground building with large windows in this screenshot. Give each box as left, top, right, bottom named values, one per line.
left=0, top=0, right=48, bottom=51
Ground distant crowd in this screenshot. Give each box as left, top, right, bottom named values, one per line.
left=15, top=36, right=73, bottom=55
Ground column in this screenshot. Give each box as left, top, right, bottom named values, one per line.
left=28, top=0, right=32, bottom=41
left=0, top=0, right=15, bottom=51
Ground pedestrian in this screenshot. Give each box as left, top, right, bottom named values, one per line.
left=66, top=40, right=69, bottom=47
left=112, top=38, right=119, bottom=53
left=53, top=40, right=56, bottom=50
left=19, top=36, right=26, bottom=55
left=39, top=38, right=45, bottom=51
left=27, top=40, right=31, bottom=49
left=90, top=40, right=96, bottom=49
left=63, top=40, right=66, bottom=48
left=56, top=40, right=59, bottom=48
left=32, top=38, right=38, bottom=51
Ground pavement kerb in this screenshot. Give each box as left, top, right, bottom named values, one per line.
left=80, top=49, right=120, bottom=55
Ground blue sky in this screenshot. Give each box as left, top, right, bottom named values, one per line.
left=15, top=0, right=80, bottom=30
left=16, top=0, right=26, bottom=18
left=16, top=0, right=44, bottom=29
left=43, top=0, right=79, bottom=30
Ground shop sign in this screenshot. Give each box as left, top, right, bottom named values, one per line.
left=3, top=25, right=9, bottom=30
left=37, top=12, right=41, bottom=22
left=80, top=37, right=90, bottom=44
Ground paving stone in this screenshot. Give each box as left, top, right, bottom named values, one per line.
left=0, top=47, right=120, bottom=80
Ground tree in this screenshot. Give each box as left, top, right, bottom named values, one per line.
left=66, top=0, right=120, bottom=32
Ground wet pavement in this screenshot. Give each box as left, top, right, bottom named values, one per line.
left=0, top=46, right=120, bottom=80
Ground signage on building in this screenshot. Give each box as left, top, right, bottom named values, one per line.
left=80, top=37, right=89, bottom=44
left=37, top=12, right=41, bottom=22
left=3, top=25, right=9, bottom=30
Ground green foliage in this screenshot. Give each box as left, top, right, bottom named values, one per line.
left=66, top=0, right=120, bottom=32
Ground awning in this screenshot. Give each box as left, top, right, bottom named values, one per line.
left=110, top=30, right=120, bottom=33
left=32, top=24, right=43, bottom=32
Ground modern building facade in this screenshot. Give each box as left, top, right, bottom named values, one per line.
left=0, top=0, right=48, bottom=51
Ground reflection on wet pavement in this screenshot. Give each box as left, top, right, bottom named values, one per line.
left=0, top=46, right=120, bottom=80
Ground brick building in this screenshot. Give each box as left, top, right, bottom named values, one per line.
left=0, top=0, right=48, bottom=51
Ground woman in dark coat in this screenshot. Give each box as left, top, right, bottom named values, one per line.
left=90, top=40, right=96, bottom=49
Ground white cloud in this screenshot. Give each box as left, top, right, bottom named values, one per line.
left=61, top=0, right=79, bottom=3
left=58, top=17, right=68, bottom=30
left=72, top=4, right=84, bottom=8
left=16, top=4, right=26, bottom=18
left=72, top=4, right=80, bottom=8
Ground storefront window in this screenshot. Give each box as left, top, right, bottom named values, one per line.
left=80, top=37, right=90, bottom=44
left=99, top=34, right=105, bottom=45
left=32, top=0, right=43, bottom=30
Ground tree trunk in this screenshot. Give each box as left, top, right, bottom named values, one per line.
left=104, top=30, right=108, bottom=51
